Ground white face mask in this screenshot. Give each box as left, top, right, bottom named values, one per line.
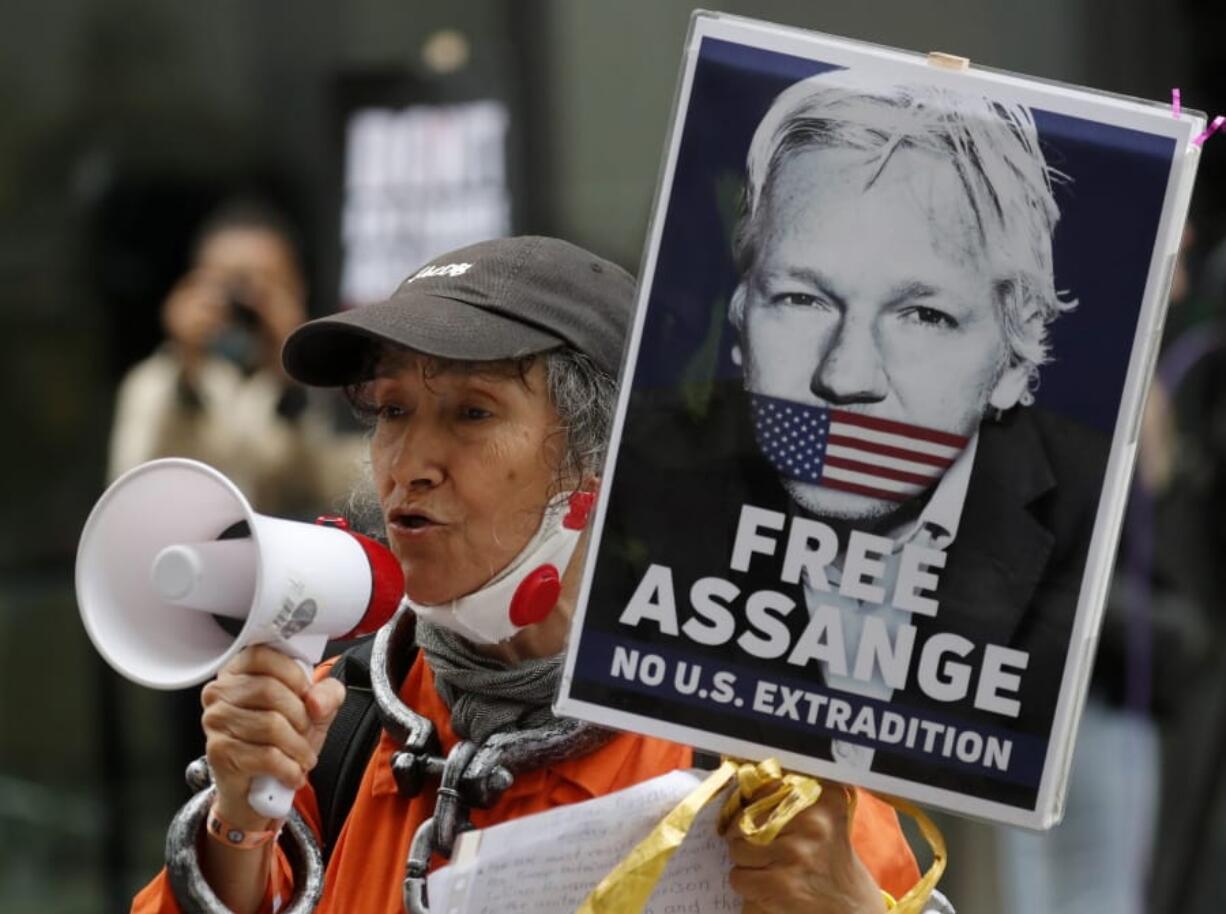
left=404, top=491, right=595, bottom=644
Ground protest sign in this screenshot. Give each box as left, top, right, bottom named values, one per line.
left=557, top=11, right=1204, bottom=827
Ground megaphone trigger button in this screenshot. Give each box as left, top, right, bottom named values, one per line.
left=315, top=515, right=351, bottom=530
left=509, top=565, right=562, bottom=627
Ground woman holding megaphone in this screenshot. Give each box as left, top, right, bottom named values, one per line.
left=129, top=237, right=924, bottom=914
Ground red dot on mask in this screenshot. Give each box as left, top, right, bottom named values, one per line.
left=563, top=491, right=596, bottom=530
left=509, top=564, right=562, bottom=627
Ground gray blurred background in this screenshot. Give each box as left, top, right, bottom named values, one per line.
left=1, top=1, right=1223, bottom=912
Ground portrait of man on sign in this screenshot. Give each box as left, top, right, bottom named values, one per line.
left=565, top=32, right=1184, bottom=820
left=732, top=72, right=1075, bottom=533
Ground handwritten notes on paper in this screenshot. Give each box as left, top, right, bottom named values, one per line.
left=426, top=770, right=742, bottom=914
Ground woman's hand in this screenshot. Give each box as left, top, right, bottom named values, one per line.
left=161, top=273, right=229, bottom=372
left=200, top=645, right=346, bottom=829
left=726, top=781, right=887, bottom=914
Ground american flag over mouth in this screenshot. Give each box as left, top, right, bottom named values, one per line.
left=749, top=393, right=970, bottom=502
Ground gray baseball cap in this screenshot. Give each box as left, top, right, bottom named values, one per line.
left=282, top=236, right=635, bottom=385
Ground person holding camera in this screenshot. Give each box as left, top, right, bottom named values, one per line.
left=107, top=199, right=365, bottom=518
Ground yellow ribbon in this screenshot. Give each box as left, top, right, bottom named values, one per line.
left=576, top=758, right=946, bottom=914
left=878, top=794, right=947, bottom=912
left=714, top=757, right=824, bottom=844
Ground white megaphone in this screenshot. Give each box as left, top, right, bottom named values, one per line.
left=75, top=458, right=403, bottom=819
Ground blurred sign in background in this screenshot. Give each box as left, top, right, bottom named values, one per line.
left=339, top=97, right=511, bottom=308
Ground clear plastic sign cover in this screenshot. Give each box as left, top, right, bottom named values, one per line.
left=556, top=12, right=1203, bottom=827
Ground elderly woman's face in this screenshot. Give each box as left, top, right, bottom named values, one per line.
left=367, top=352, right=565, bottom=606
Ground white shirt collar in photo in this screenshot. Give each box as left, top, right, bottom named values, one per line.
left=889, top=431, right=980, bottom=552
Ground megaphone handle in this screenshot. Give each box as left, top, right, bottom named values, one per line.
left=248, top=655, right=315, bottom=820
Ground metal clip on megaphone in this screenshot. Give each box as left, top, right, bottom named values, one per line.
left=76, top=458, right=404, bottom=911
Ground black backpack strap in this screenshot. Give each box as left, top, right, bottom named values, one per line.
left=310, top=636, right=388, bottom=865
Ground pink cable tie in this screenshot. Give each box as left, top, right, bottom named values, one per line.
left=1172, top=88, right=1181, bottom=119
left=1192, top=115, right=1225, bottom=147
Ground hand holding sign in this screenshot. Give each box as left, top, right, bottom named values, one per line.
left=726, top=781, right=884, bottom=914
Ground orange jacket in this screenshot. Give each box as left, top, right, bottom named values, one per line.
left=133, top=655, right=919, bottom=912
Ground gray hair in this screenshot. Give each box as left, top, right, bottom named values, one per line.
left=543, top=347, right=618, bottom=482
left=730, top=71, right=1076, bottom=403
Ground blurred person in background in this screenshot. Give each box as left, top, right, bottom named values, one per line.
left=995, top=224, right=1211, bottom=914
left=1142, top=226, right=1226, bottom=913
left=107, top=198, right=366, bottom=518
left=106, top=198, right=369, bottom=811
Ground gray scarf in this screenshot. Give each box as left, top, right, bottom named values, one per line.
left=415, top=620, right=564, bottom=744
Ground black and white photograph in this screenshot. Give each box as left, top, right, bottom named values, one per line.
left=558, top=14, right=1201, bottom=827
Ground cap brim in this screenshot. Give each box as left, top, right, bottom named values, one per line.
left=283, top=291, right=565, bottom=386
